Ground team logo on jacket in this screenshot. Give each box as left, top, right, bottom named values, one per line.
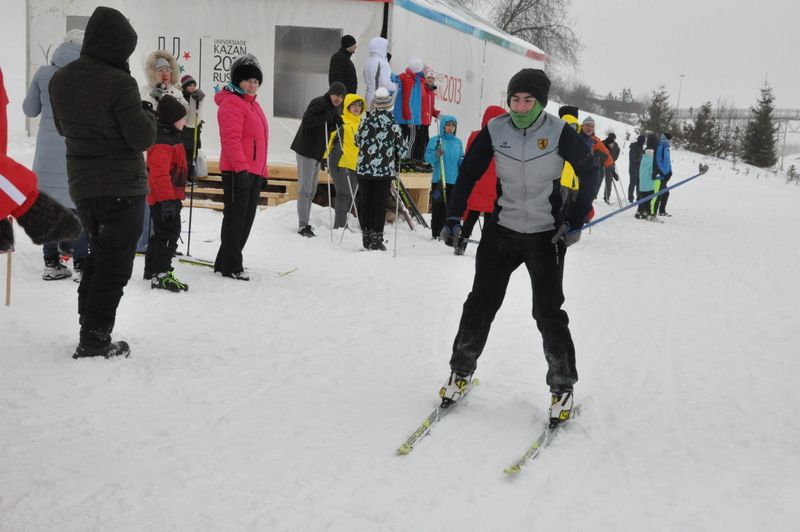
left=538, top=138, right=549, bottom=150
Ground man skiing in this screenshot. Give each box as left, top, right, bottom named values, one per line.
left=438, top=68, right=598, bottom=426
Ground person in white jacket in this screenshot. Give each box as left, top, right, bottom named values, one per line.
left=138, top=50, right=187, bottom=253
left=362, top=37, right=397, bottom=109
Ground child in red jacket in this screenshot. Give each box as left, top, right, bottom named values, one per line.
left=144, top=95, right=189, bottom=291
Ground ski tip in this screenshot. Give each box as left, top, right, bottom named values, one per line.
left=503, top=465, right=521, bottom=475
left=397, top=444, right=413, bottom=455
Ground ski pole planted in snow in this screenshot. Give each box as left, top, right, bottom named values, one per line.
left=324, top=122, right=333, bottom=243
left=570, top=163, right=709, bottom=235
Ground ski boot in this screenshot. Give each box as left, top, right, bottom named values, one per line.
left=73, top=341, right=131, bottom=359
left=298, top=225, right=316, bottom=238
left=151, top=271, right=189, bottom=292
left=42, top=257, right=72, bottom=280
left=548, top=391, right=574, bottom=428
left=370, top=231, right=386, bottom=251
left=439, top=371, right=472, bottom=408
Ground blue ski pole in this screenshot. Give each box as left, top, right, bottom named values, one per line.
left=569, top=163, right=709, bottom=235
left=458, top=163, right=709, bottom=246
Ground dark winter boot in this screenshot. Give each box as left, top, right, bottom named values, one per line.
left=370, top=231, right=386, bottom=251
left=454, top=238, right=468, bottom=256
left=298, top=225, right=316, bottom=238
left=362, top=229, right=373, bottom=250
left=42, top=257, right=72, bottom=280
left=73, top=341, right=131, bottom=359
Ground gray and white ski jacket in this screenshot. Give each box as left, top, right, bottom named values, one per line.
left=447, top=111, right=597, bottom=233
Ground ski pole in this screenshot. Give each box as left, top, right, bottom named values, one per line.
left=393, top=180, right=400, bottom=258
left=187, top=99, right=200, bottom=257
left=569, top=163, right=709, bottom=235
left=324, top=122, right=333, bottom=243
left=611, top=173, right=624, bottom=209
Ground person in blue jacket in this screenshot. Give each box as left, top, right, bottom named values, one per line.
left=424, top=114, right=463, bottom=238
left=652, top=132, right=673, bottom=216
left=635, top=133, right=659, bottom=219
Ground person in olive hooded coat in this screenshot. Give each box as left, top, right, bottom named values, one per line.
left=49, top=6, right=157, bottom=360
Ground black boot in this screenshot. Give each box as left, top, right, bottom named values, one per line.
left=73, top=341, right=131, bottom=359
left=371, top=231, right=386, bottom=251
left=75, top=320, right=129, bottom=359
left=454, top=238, right=468, bottom=256
left=362, top=229, right=372, bottom=250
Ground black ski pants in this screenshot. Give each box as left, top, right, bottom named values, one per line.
left=628, top=171, right=639, bottom=203
left=144, top=200, right=182, bottom=278
left=449, top=223, right=577, bottom=393
left=653, top=176, right=671, bottom=214
left=357, top=176, right=391, bottom=234
left=637, top=189, right=653, bottom=216
left=75, top=195, right=144, bottom=346
left=215, top=171, right=262, bottom=275
left=430, top=182, right=454, bottom=238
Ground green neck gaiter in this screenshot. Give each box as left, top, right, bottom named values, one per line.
left=510, top=101, right=543, bottom=129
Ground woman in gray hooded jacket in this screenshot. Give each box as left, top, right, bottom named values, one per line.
left=23, top=30, right=89, bottom=281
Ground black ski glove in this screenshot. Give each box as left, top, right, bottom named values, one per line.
left=551, top=222, right=580, bottom=248
left=160, top=200, right=179, bottom=221
left=440, top=217, right=462, bottom=247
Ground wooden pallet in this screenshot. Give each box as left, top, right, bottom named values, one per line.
left=188, top=160, right=432, bottom=212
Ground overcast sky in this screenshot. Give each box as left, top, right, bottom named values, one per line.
left=569, top=0, right=800, bottom=110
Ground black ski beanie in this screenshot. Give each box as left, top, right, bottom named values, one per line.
left=507, top=68, right=550, bottom=107
left=558, top=105, right=579, bottom=118
left=230, top=53, right=263, bottom=86
left=328, top=82, right=347, bottom=97
left=157, top=95, right=187, bottom=125
left=16, top=192, right=82, bottom=245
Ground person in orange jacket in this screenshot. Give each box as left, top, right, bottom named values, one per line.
left=578, top=116, right=613, bottom=201
left=457, top=105, right=505, bottom=255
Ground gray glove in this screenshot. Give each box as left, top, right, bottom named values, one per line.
left=149, top=86, right=166, bottom=101
left=192, top=89, right=205, bottom=102
left=551, top=223, right=581, bottom=247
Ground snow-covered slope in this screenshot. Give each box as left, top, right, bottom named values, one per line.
left=3, top=136, right=799, bottom=531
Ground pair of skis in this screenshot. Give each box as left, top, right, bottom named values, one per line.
left=396, top=381, right=580, bottom=475
left=177, top=256, right=297, bottom=277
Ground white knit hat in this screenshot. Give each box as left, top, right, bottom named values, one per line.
left=373, top=87, right=393, bottom=110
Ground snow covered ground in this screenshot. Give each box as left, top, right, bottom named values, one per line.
left=3, top=130, right=800, bottom=531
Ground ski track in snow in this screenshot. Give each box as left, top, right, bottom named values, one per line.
left=3, top=136, right=800, bottom=531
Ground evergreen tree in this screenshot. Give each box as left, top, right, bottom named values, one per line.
left=639, top=86, right=677, bottom=136
left=682, top=102, right=718, bottom=155
left=742, top=84, right=778, bottom=168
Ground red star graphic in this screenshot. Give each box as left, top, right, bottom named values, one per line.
left=183, top=51, right=191, bottom=61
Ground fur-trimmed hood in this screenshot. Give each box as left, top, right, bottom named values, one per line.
left=144, top=50, right=180, bottom=86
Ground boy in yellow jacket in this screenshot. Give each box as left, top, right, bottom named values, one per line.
left=325, top=93, right=365, bottom=229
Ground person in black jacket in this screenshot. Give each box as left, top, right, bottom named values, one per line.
left=290, top=82, right=345, bottom=237
left=437, top=69, right=597, bottom=427
left=328, top=35, right=358, bottom=95
left=628, top=134, right=645, bottom=202
left=601, top=132, right=621, bottom=204
left=49, top=6, right=157, bottom=360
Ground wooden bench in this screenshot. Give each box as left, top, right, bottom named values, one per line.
left=185, top=160, right=431, bottom=213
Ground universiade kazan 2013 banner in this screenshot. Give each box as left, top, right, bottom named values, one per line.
left=26, top=0, right=543, bottom=162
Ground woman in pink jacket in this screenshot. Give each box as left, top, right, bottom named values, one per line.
left=213, top=54, right=269, bottom=280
